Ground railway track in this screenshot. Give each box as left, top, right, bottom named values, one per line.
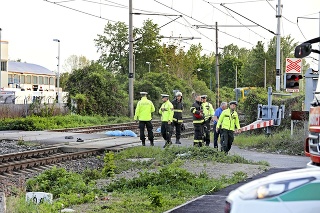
left=0, top=118, right=198, bottom=179
left=50, top=118, right=194, bottom=134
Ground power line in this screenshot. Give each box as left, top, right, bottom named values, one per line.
left=220, top=3, right=276, bottom=35
left=45, top=0, right=119, bottom=22
left=221, top=4, right=265, bottom=39
left=154, top=0, right=255, bottom=47
left=208, top=0, right=274, bottom=4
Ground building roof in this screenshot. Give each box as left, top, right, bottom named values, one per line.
left=8, top=61, right=55, bottom=76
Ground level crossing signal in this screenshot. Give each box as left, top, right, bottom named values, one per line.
left=286, top=74, right=302, bottom=92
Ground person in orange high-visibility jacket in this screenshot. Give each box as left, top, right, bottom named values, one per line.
left=134, top=92, right=155, bottom=146
left=190, top=95, right=204, bottom=147
left=216, top=101, right=241, bottom=154
left=159, top=94, right=174, bottom=148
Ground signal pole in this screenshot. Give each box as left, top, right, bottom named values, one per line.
left=275, top=0, right=282, bottom=91
left=128, top=0, right=134, bottom=118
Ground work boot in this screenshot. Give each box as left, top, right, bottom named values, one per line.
left=150, top=140, right=154, bottom=146
left=142, top=140, right=146, bottom=146
left=175, top=139, right=181, bottom=144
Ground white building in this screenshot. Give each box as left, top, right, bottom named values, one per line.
left=0, top=40, right=67, bottom=104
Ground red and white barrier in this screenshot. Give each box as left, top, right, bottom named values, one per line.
left=240, top=120, right=274, bottom=132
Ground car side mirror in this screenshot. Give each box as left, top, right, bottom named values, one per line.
left=294, top=43, right=312, bottom=58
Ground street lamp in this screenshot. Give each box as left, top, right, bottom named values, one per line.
left=53, top=39, right=60, bottom=103
left=197, top=68, right=212, bottom=91
left=146, top=61, right=151, bottom=73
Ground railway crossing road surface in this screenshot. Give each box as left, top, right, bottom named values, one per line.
left=164, top=145, right=310, bottom=213
left=0, top=130, right=311, bottom=213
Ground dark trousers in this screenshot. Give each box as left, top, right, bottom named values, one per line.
left=139, top=121, right=154, bottom=142
left=213, top=123, right=221, bottom=148
left=203, top=120, right=211, bottom=145
left=221, top=129, right=234, bottom=153
left=193, top=123, right=203, bottom=146
left=172, top=121, right=181, bottom=140
left=161, top=122, right=172, bottom=142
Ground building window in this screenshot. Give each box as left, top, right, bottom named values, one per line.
left=8, top=74, right=13, bottom=83
left=20, top=75, right=25, bottom=84
left=0, top=61, right=7, bottom=71
left=44, top=77, right=49, bottom=85
left=14, top=75, right=19, bottom=84
left=26, top=75, right=31, bottom=84
left=39, top=76, right=44, bottom=84
left=49, top=77, right=54, bottom=85
left=33, top=76, right=38, bottom=84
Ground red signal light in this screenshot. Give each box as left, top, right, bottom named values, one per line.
left=286, top=74, right=303, bottom=90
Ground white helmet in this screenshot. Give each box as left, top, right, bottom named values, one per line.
left=176, top=91, right=182, bottom=97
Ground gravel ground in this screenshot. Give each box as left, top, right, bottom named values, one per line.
left=0, top=140, right=266, bottom=197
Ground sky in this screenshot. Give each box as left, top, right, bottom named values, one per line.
left=0, top=0, right=319, bottom=73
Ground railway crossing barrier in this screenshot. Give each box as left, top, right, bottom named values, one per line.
left=240, top=119, right=274, bottom=132
left=240, top=87, right=285, bottom=134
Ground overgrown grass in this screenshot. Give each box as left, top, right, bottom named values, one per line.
left=234, top=129, right=305, bottom=155
left=8, top=146, right=268, bottom=213
left=0, top=115, right=133, bottom=131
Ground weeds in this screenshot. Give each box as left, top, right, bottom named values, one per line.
left=9, top=145, right=268, bottom=213
left=234, top=129, right=305, bottom=155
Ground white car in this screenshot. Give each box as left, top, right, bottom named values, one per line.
left=225, top=168, right=320, bottom=213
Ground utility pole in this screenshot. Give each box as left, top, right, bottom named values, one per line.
left=53, top=39, right=60, bottom=103
left=128, top=0, right=134, bottom=118
left=275, top=0, right=282, bottom=91
left=215, top=22, right=219, bottom=108
left=264, top=59, right=266, bottom=88
left=235, top=65, right=237, bottom=89
left=0, top=28, right=2, bottom=90
left=194, top=23, right=256, bottom=108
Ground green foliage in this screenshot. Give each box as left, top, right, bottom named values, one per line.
left=234, top=129, right=305, bottom=155
left=66, top=62, right=128, bottom=116
left=0, top=115, right=132, bottom=131
left=242, top=87, right=268, bottom=124
left=102, top=152, right=116, bottom=177
left=147, top=186, right=163, bottom=207
left=26, top=167, right=96, bottom=199
left=219, top=86, right=236, bottom=105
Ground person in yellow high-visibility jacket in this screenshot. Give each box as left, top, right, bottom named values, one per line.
left=159, top=94, right=174, bottom=148
left=216, top=101, right=241, bottom=154
left=134, top=92, right=155, bottom=146
left=201, top=95, right=215, bottom=146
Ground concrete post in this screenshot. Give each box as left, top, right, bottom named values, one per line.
left=0, top=192, right=6, bottom=213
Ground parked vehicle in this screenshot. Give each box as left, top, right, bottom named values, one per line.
left=225, top=168, right=320, bottom=213
left=294, top=36, right=320, bottom=167
left=234, top=87, right=257, bottom=102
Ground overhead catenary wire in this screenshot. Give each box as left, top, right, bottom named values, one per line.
left=222, top=5, right=265, bottom=39
left=220, top=3, right=276, bottom=35
left=45, top=0, right=119, bottom=22
left=154, top=0, right=255, bottom=47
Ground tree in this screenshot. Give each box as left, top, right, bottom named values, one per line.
left=242, top=41, right=266, bottom=87
left=219, top=55, right=243, bottom=88
left=133, top=19, right=163, bottom=78
left=62, top=55, right=91, bottom=73
left=66, top=62, right=127, bottom=116
left=94, top=21, right=129, bottom=75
